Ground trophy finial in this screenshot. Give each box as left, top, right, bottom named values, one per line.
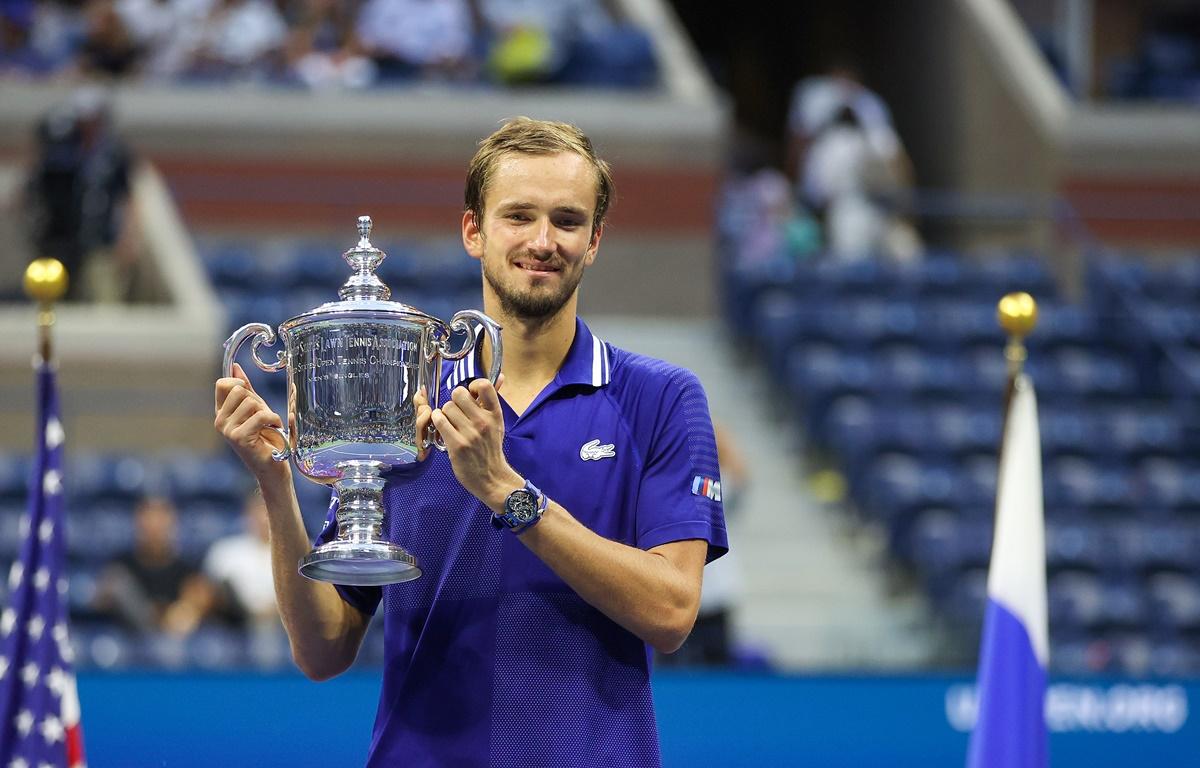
left=341, top=214, right=390, bottom=301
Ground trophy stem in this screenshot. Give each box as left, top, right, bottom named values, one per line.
left=332, top=461, right=387, bottom=544
left=297, top=460, right=422, bottom=586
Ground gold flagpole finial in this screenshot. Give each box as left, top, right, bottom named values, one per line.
left=998, top=291, right=1038, bottom=377
left=24, top=258, right=68, bottom=364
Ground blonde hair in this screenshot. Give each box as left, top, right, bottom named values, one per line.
left=465, top=117, right=614, bottom=237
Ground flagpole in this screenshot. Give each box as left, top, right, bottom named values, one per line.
left=23, top=258, right=68, bottom=367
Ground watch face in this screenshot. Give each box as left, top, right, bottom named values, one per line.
left=508, top=490, right=538, bottom=523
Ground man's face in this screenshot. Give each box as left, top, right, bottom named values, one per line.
left=135, top=499, right=176, bottom=551
left=463, top=151, right=602, bottom=322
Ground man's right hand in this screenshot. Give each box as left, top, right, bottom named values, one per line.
left=215, top=362, right=289, bottom=479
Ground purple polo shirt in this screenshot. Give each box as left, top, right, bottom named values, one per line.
left=314, top=317, right=727, bottom=768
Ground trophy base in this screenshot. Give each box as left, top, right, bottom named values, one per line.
left=298, top=542, right=422, bottom=586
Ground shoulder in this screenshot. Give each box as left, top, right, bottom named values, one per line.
left=605, top=346, right=710, bottom=417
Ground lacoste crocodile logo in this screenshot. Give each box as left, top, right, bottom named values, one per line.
left=580, top=439, right=616, bottom=461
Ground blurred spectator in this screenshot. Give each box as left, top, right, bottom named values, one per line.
left=477, top=0, right=610, bottom=84
left=93, top=496, right=217, bottom=637
left=786, top=64, right=902, bottom=189
left=181, top=0, right=287, bottom=81
left=113, top=0, right=214, bottom=80
left=203, top=490, right=277, bottom=631
left=354, top=0, right=474, bottom=82
left=285, top=0, right=374, bottom=88
left=786, top=66, right=921, bottom=262
left=76, top=0, right=141, bottom=77
left=0, top=0, right=58, bottom=76
left=24, top=0, right=86, bottom=74
left=722, top=168, right=821, bottom=270
left=24, top=87, right=141, bottom=302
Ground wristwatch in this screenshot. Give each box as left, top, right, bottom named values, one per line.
left=492, top=479, right=547, bottom=534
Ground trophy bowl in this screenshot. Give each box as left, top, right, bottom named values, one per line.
left=222, top=215, right=501, bottom=586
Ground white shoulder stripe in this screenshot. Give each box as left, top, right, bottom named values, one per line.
left=591, top=335, right=611, bottom=386
left=591, top=336, right=603, bottom=386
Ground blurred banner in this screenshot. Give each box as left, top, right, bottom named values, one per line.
left=75, top=672, right=1195, bottom=767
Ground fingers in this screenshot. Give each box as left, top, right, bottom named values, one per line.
left=228, top=394, right=268, bottom=432
left=230, top=408, right=283, bottom=444
left=434, top=391, right=478, bottom=446
left=214, top=363, right=258, bottom=411
left=215, top=379, right=277, bottom=441
left=414, top=387, right=433, bottom=461
left=468, top=378, right=501, bottom=412
left=215, top=380, right=260, bottom=425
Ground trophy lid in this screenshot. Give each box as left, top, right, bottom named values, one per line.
left=278, top=215, right=440, bottom=333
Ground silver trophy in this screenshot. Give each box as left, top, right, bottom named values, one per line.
left=222, top=215, right=501, bottom=586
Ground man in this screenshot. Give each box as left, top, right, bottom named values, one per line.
left=214, top=117, right=727, bottom=766
left=93, top=496, right=215, bottom=637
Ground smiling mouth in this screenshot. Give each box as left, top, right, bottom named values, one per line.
left=515, top=262, right=560, bottom=273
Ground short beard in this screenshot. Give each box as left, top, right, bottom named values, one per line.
left=483, top=257, right=583, bottom=322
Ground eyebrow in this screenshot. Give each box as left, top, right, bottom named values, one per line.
left=495, top=201, right=589, bottom=218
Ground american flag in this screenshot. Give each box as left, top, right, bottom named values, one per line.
left=0, top=363, right=85, bottom=767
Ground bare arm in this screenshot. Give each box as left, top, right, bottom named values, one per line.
left=516, top=507, right=707, bottom=653
left=426, top=380, right=707, bottom=653
left=215, top=364, right=369, bottom=680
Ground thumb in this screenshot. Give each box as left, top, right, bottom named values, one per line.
left=231, top=362, right=257, bottom=392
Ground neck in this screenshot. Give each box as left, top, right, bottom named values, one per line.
left=481, top=294, right=577, bottom=389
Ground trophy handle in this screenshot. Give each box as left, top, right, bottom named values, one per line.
left=222, top=322, right=292, bottom=462
left=426, top=310, right=503, bottom=453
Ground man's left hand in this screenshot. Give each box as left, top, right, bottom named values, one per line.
left=430, top=377, right=523, bottom=512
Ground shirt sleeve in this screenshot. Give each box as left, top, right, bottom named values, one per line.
left=313, top=490, right=383, bottom=616
left=634, top=368, right=729, bottom=562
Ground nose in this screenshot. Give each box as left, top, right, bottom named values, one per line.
left=528, top=218, right=553, bottom=257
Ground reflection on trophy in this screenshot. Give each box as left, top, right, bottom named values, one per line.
left=222, top=215, right=502, bottom=586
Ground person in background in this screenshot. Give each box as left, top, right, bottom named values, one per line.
left=285, top=0, right=375, bottom=88
left=181, top=0, right=287, bottom=80
left=786, top=65, right=921, bottom=262
left=352, top=0, right=475, bottom=82
left=204, top=489, right=286, bottom=664
left=204, top=489, right=278, bottom=630
left=25, top=87, right=140, bottom=302
left=93, top=496, right=216, bottom=637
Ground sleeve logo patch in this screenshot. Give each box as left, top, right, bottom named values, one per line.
left=580, top=439, right=616, bottom=461
left=691, top=476, right=722, bottom=502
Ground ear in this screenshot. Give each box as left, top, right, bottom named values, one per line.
left=583, top=222, right=603, bottom=267
left=462, top=210, right=484, bottom=260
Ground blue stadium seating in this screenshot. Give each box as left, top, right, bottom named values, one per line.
left=720, top=178, right=1200, bottom=675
